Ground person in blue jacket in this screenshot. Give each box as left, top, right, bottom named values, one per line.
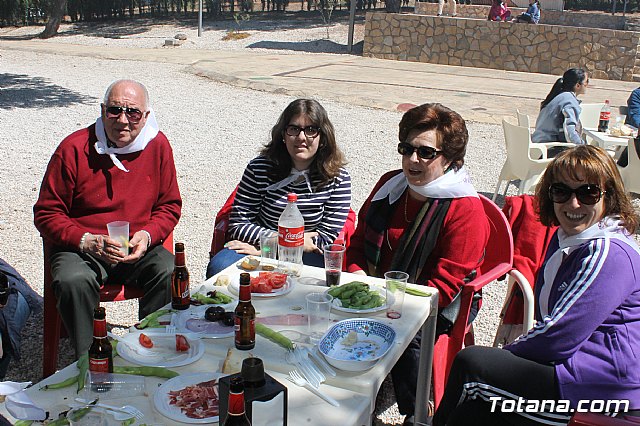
left=618, top=87, right=640, bottom=167
left=0, top=257, right=43, bottom=379
left=515, top=0, right=540, bottom=23
left=532, top=68, right=589, bottom=156
left=434, top=145, right=640, bottom=425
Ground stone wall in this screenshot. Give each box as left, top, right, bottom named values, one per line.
left=363, top=11, right=640, bottom=81
left=414, top=2, right=627, bottom=30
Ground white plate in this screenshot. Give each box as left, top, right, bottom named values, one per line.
left=326, top=285, right=392, bottom=314
left=154, top=372, right=223, bottom=424
left=117, top=331, right=205, bottom=368
left=228, top=272, right=294, bottom=298
left=175, top=305, right=235, bottom=339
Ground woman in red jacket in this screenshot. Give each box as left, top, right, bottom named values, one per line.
left=346, top=103, right=489, bottom=425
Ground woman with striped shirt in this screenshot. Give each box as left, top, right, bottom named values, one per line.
left=206, top=99, right=352, bottom=278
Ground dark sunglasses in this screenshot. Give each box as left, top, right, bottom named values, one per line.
left=286, top=125, right=320, bottom=138
left=548, top=183, right=604, bottom=205
left=105, top=106, right=145, bottom=123
left=397, top=142, right=443, bottom=160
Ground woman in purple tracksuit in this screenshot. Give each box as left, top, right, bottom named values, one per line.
left=434, top=145, right=640, bottom=425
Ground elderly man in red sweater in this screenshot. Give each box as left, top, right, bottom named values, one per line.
left=34, top=79, right=182, bottom=358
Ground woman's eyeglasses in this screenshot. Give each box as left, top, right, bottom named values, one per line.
left=548, top=183, right=604, bottom=205
left=285, top=125, right=320, bottom=138
left=105, top=106, right=145, bottom=123
left=397, top=142, right=443, bottom=160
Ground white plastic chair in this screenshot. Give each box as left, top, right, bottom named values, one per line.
left=618, top=137, right=640, bottom=194
left=493, top=269, right=536, bottom=346
left=493, top=118, right=572, bottom=201
left=579, top=103, right=604, bottom=130
left=516, top=109, right=530, bottom=129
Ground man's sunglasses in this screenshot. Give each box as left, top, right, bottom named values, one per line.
left=548, top=183, right=604, bottom=205
left=105, top=106, right=145, bottom=123
left=397, top=142, right=443, bottom=160
left=285, top=125, right=320, bottom=138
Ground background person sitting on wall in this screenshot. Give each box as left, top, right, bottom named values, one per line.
left=437, top=0, right=457, bottom=17
left=515, top=0, right=540, bottom=23
left=488, top=0, right=512, bottom=21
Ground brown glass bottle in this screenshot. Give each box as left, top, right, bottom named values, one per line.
left=171, top=242, right=190, bottom=310
left=234, top=272, right=255, bottom=350
left=88, top=306, right=113, bottom=392
left=222, top=377, right=251, bottom=426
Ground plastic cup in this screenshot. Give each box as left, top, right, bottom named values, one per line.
left=385, top=271, right=409, bottom=319
left=323, top=244, right=345, bottom=287
left=106, top=221, right=129, bottom=256
left=260, top=230, right=278, bottom=270
left=306, top=292, right=333, bottom=344
left=66, top=406, right=107, bottom=426
left=82, top=372, right=145, bottom=401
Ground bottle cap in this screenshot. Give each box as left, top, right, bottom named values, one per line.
left=241, top=357, right=266, bottom=387
left=287, top=193, right=298, bottom=202
left=239, top=272, right=251, bottom=286
left=230, top=376, right=245, bottom=393
left=175, top=242, right=185, bottom=252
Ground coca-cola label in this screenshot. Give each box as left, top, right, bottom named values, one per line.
left=278, top=226, right=304, bottom=248
left=600, top=111, right=611, bottom=120
left=89, top=358, right=110, bottom=373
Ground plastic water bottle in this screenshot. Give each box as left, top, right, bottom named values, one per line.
left=598, top=100, right=611, bottom=133
left=278, top=193, right=304, bottom=276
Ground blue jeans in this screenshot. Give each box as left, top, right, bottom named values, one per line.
left=206, top=249, right=325, bottom=278
left=0, top=292, right=30, bottom=379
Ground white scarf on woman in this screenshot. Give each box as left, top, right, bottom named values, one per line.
left=539, top=216, right=640, bottom=316
left=264, top=168, right=314, bottom=193
left=94, top=109, right=159, bottom=172
left=371, top=166, right=478, bottom=204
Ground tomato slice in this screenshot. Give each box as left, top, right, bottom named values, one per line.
left=175, top=334, right=190, bottom=352
left=254, top=280, right=273, bottom=293
left=269, top=273, right=287, bottom=289
left=139, top=333, right=153, bottom=348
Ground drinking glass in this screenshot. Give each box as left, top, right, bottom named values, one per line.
left=306, top=292, right=333, bottom=344
left=323, top=244, right=345, bottom=287
left=106, top=221, right=129, bottom=256
left=385, top=271, right=409, bottom=319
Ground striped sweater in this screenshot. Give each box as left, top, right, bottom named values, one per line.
left=227, top=156, right=352, bottom=249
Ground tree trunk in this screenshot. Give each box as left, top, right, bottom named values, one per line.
left=39, top=0, right=68, bottom=38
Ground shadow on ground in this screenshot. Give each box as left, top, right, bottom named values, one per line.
left=248, top=38, right=363, bottom=54
left=0, top=11, right=367, bottom=40
left=0, top=73, right=93, bottom=109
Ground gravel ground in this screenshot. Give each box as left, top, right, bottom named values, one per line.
left=1, top=14, right=637, bottom=425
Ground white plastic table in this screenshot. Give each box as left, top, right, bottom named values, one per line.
left=583, top=128, right=631, bottom=151
left=0, top=263, right=438, bottom=425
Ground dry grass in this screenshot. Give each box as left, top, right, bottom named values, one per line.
left=222, top=31, right=251, bottom=41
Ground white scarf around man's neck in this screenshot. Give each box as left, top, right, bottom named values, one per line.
left=371, top=166, right=478, bottom=204
left=94, top=109, right=159, bottom=172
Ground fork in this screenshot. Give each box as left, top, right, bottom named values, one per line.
left=166, top=313, right=177, bottom=334
left=294, top=347, right=325, bottom=385
left=286, top=349, right=320, bottom=388
left=74, top=398, right=144, bottom=420
left=287, top=370, right=339, bottom=407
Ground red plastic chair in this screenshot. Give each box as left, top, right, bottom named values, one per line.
left=42, top=232, right=174, bottom=378
left=432, top=194, right=514, bottom=409
left=209, top=187, right=357, bottom=268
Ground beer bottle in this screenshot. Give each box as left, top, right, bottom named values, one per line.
left=88, top=306, right=113, bottom=391
left=171, top=242, right=190, bottom=310
left=234, top=272, right=255, bottom=350
left=222, top=377, right=251, bottom=426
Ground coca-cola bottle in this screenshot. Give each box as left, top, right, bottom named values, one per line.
left=598, top=100, right=611, bottom=133
left=171, top=242, right=190, bottom=310
left=277, top=193, right=304, bottom=276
